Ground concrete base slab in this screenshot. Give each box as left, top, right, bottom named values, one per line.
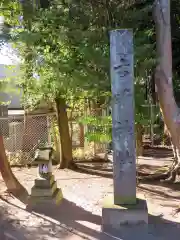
left=102, top=195, right=148, bottom=235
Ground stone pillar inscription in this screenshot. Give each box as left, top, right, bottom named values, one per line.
left=110, top=29, right=136, bottom=205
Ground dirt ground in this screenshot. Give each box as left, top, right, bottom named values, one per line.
left=0, top=148, right=180, bottom=240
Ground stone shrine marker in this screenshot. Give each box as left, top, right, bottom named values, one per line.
left=102, top=29, right=148, bottom=235
left=110, top=29, right=136, bottom=205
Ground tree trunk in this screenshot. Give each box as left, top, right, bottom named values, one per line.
left=69, top=103, right=75, bottom=142
left=154, top=0, right=180, bottom=182
left=52, top=119, right=61, bottom=164
left=136, top=124, right=144, bottom=157
left=91, top=100, right=103, bottom=156
left=0, top=136, right=27, bottom=197
left=55, top=98, right=73, bottom=169
left=79, top=123, right=84, bottom=147
left=163, top=123, right=171, bottom=145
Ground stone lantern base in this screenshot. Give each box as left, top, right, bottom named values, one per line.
left=27, top=174, right=63, bottom=209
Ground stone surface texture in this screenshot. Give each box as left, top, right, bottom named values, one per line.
left=110, top=29, right=136, bottom=205
left=28, top=174, right=63, bottom=208
left=102, top=196, right=148, bottom=234
left=101, top=29, right=148, bottom=236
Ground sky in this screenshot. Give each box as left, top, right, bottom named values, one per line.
left=0, top=43, right=20, bottom=65
left=0, top=42, right=39, bottom=80
left=0, top=15, right=20, bottom=65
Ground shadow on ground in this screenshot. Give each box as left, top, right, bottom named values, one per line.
left=138, top=181, right=180, bottom=201
left=0, top=196, right=102, bottom=240
left=102, top=214, right=180, bottom=240
left=143, top=147, right=173, bottom=159
left=1, top=196, right=180, bottom=240
left=73, top=147, right=174, bottom=179
left=73, top=162, right=171, bottom=182
left=27, top=198, right=102, bottom=239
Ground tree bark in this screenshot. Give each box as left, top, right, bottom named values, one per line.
left=154, top=0, right=180, bottom=182
left=0, top=136, right=27, bottom=197
left=163, top=123, right=170, bottom=145
left=52, top=119, right=61, bottom=163
left=79, top=123, right=84, bottom=147
left=55, top=98, right=73, bottom=169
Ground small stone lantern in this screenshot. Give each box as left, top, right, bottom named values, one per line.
left=27, top=146, right=63, bottom=209
left=34, top=147, right=53, bottom=179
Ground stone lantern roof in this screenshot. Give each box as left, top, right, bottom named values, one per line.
left=34, top=146, right=54, bottom=164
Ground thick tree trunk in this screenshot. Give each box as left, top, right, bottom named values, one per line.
left=0, top=136, right=27, bottom=197
left=154, top=0, right=180, bottom=182
left=52, top=119, right=61, bottom=163
left=55, top=98, right=73, bottom=169
left=162, top=123, right=170, bottom=145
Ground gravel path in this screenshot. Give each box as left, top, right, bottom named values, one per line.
left=0, top=163, right=180, bottom=240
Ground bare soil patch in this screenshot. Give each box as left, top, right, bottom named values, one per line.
left=0, top=147, right=180, bottom=239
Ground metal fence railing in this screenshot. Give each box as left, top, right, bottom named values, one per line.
left=2, top=114, right=53, bottom=165
left=1, top=111, right=110, bottom=165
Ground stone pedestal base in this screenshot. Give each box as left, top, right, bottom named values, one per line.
left=27, top=174, right=63, bottom=209
left=102, top=196, right=148, bottom=235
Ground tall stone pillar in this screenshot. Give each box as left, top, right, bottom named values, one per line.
left=102, top=29, right=148, bottom=236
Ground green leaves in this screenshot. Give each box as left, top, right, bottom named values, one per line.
left=3, top=0, right=158, bottom=130
left=79, top=116, right=112, bottom=143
